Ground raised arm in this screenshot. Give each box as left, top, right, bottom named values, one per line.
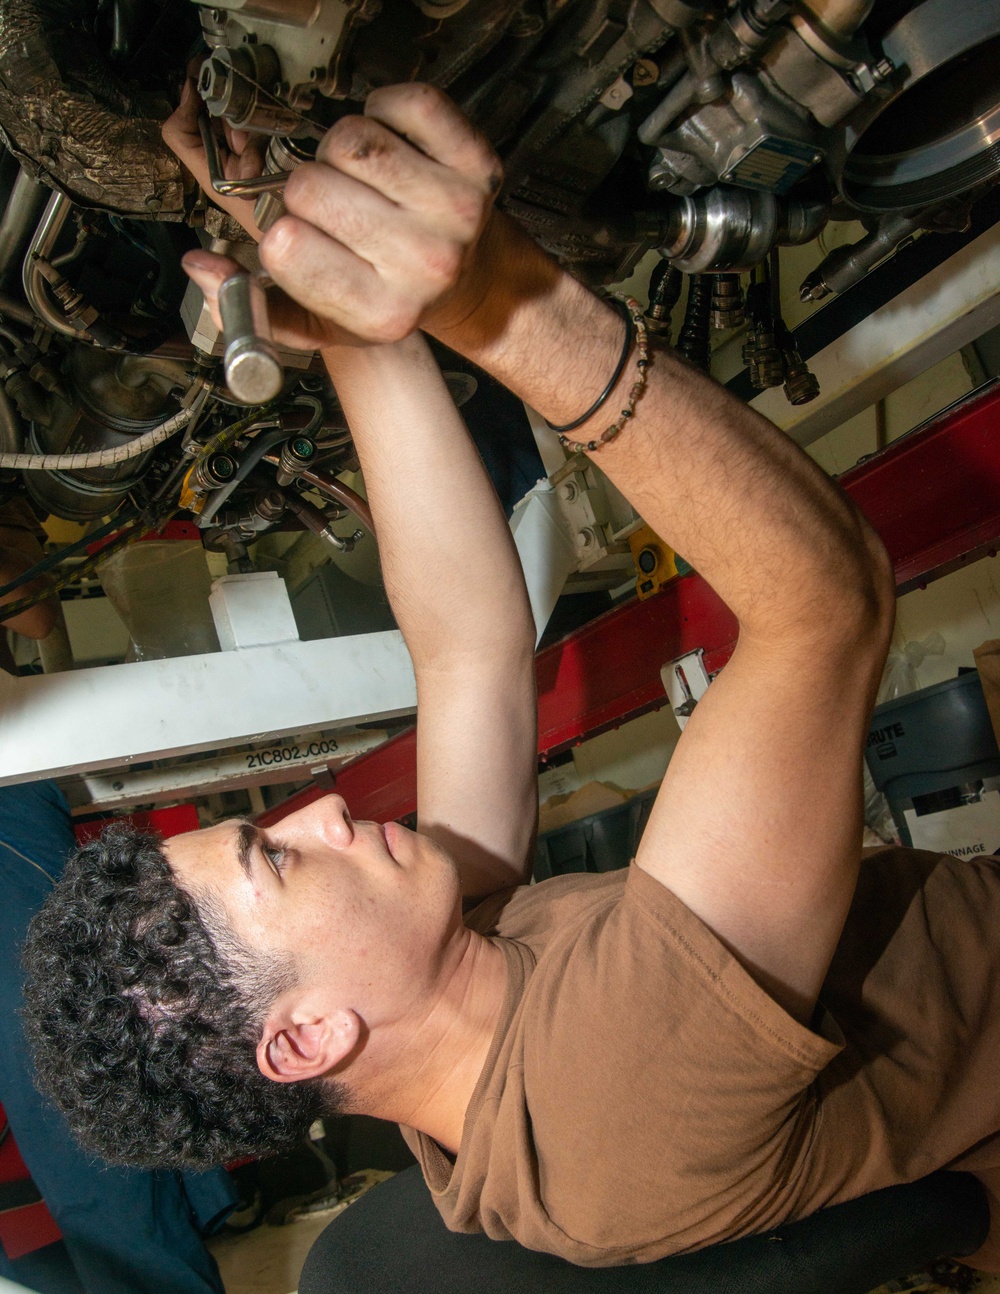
left=320, top=337, right=537, bottom=898
left=166, top=86, right=538, bottom=900
left=242, top=84, right=895, bottom=1023
left=432, top=224, right=895, bottom=1017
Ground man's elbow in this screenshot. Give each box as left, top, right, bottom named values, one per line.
left=825, top=525, right=895, bottom=657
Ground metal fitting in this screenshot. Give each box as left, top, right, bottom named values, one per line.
left=645, top=260, right=683, bottom=342
left=778, top=326, right=820, bottom=404
left=782, top=352, right=820, bottom=404
left=276, top=435, right=318, bottom=487
left=190, top=452, right=239, bottom=493
left=199, top=45, right=301, bottom=135
left=657, top=186, right=829, bottom=274
left=707, top=273, right=745, bottom=329
left=253, top=488, right=288, bottom=524
left=742, top=330, right=785, bottom=389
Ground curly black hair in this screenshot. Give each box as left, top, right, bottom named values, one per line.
left=22, top=823, right=342, bottom=1170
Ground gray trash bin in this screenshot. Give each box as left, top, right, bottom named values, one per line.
left=865, top=670, right=1000, bottom=851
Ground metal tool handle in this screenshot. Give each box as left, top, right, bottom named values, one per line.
left=198, top=115, right=290, bottom=198
left=218, top=272, right=284, bottom=404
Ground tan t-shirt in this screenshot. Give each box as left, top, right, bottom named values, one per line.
left=402, top=847, right=1000, bottom=1266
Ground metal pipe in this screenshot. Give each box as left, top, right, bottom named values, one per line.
left=800, top=211, right=924, bottom=301
left=0, top=291, right=37, bottom=328
left=0, top=383, right=24, bottom=454
left=22, top=190, right=78, bottom=337
left=638, top=73, right=696, bottom=146
left=0, top=168, right=48, bottom=290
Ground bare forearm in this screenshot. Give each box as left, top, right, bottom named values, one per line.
left=319, top=334, right=535, bottom=669
left=431, top=215, right=892, bottom=642
left=0, top=541, right=57, bottom=640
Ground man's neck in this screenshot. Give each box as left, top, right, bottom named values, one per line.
left=351, top=927, right=509, bottom=1153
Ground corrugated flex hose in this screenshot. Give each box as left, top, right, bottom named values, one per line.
left=0, top=407, right=192, bottom=471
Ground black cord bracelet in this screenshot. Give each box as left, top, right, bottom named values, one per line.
left=545, top=297, right=634, bottom=434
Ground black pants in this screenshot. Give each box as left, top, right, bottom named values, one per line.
left=300, top=1164, right=988, bottom=1294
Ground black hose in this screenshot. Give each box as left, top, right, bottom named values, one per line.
left=197, top=426, right=295, bottom=527
left=198, top=397, right=323, bottom=526
left=676, top=274, right=712, bottom=372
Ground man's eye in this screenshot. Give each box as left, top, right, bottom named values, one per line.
left=263, top=845, right=286, bottom=874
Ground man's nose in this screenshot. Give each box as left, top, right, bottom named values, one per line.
left=315, top=793, right=354, bottom=848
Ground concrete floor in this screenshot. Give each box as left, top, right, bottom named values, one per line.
left=208, top=1169, right=392, bottom=1294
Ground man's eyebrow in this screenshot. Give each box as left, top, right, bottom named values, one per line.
left=234, top=819, right=258, bottom=879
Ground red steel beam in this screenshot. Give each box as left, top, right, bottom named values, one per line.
left=260, top=380, right=1000, bottom=827
left=840, top=381, right=1000, bottom=593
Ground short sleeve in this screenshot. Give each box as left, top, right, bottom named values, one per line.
left=518, top=862, right=844, bottom=1259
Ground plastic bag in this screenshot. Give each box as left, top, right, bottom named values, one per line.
left=877, top=632, right=946, bottom=703
left=864, top=633, right=946, bottom=844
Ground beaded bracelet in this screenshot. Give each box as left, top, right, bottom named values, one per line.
left=555, top=297, right=650, bottom=455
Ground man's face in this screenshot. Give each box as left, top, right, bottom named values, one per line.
left=163, top=795, right=464, bottom=1037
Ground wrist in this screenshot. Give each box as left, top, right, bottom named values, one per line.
left=426, top=218, right=624, bottom=428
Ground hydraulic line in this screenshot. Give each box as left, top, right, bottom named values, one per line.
left=0, top=292, right=36, bottom=328
left=0, top=407, right=192, bottom=471
left=280, top=490, right=363, bottom=553
left=192, top=390, right=322, bottom=522
left=0, top=384, right=22, bottom=455
left=197, top=425, right=293, bottom=526
left=23, top=191, right=80, bottom=340
left=263, top=456, right=374, bottom=534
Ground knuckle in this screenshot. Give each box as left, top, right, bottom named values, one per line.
left=322, top=116, right=388, bottom=166
left=370, top=297, right=418, bottom=343
left=282, top=162, right=321, bottom=213
left=370, top=81, right=447, bottom=122
left=449, top=185, right=487, bottom=233
left=420, top=239, right=462, bottom=286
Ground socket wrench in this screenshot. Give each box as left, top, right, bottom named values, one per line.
left=217, top=270, right=284, bottom=404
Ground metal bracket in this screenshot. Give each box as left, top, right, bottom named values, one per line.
left=661, top=648, right=711, bottom=728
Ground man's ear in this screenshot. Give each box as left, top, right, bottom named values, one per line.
left=257, top=1007, right=361, bottom=1084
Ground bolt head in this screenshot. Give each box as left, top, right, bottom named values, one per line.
left=632, top=57, right=658, bottom=86
left=559, top=481, right=577, bottom=501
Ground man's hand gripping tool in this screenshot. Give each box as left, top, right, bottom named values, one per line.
left=198, top=113, right=289, bottom=404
